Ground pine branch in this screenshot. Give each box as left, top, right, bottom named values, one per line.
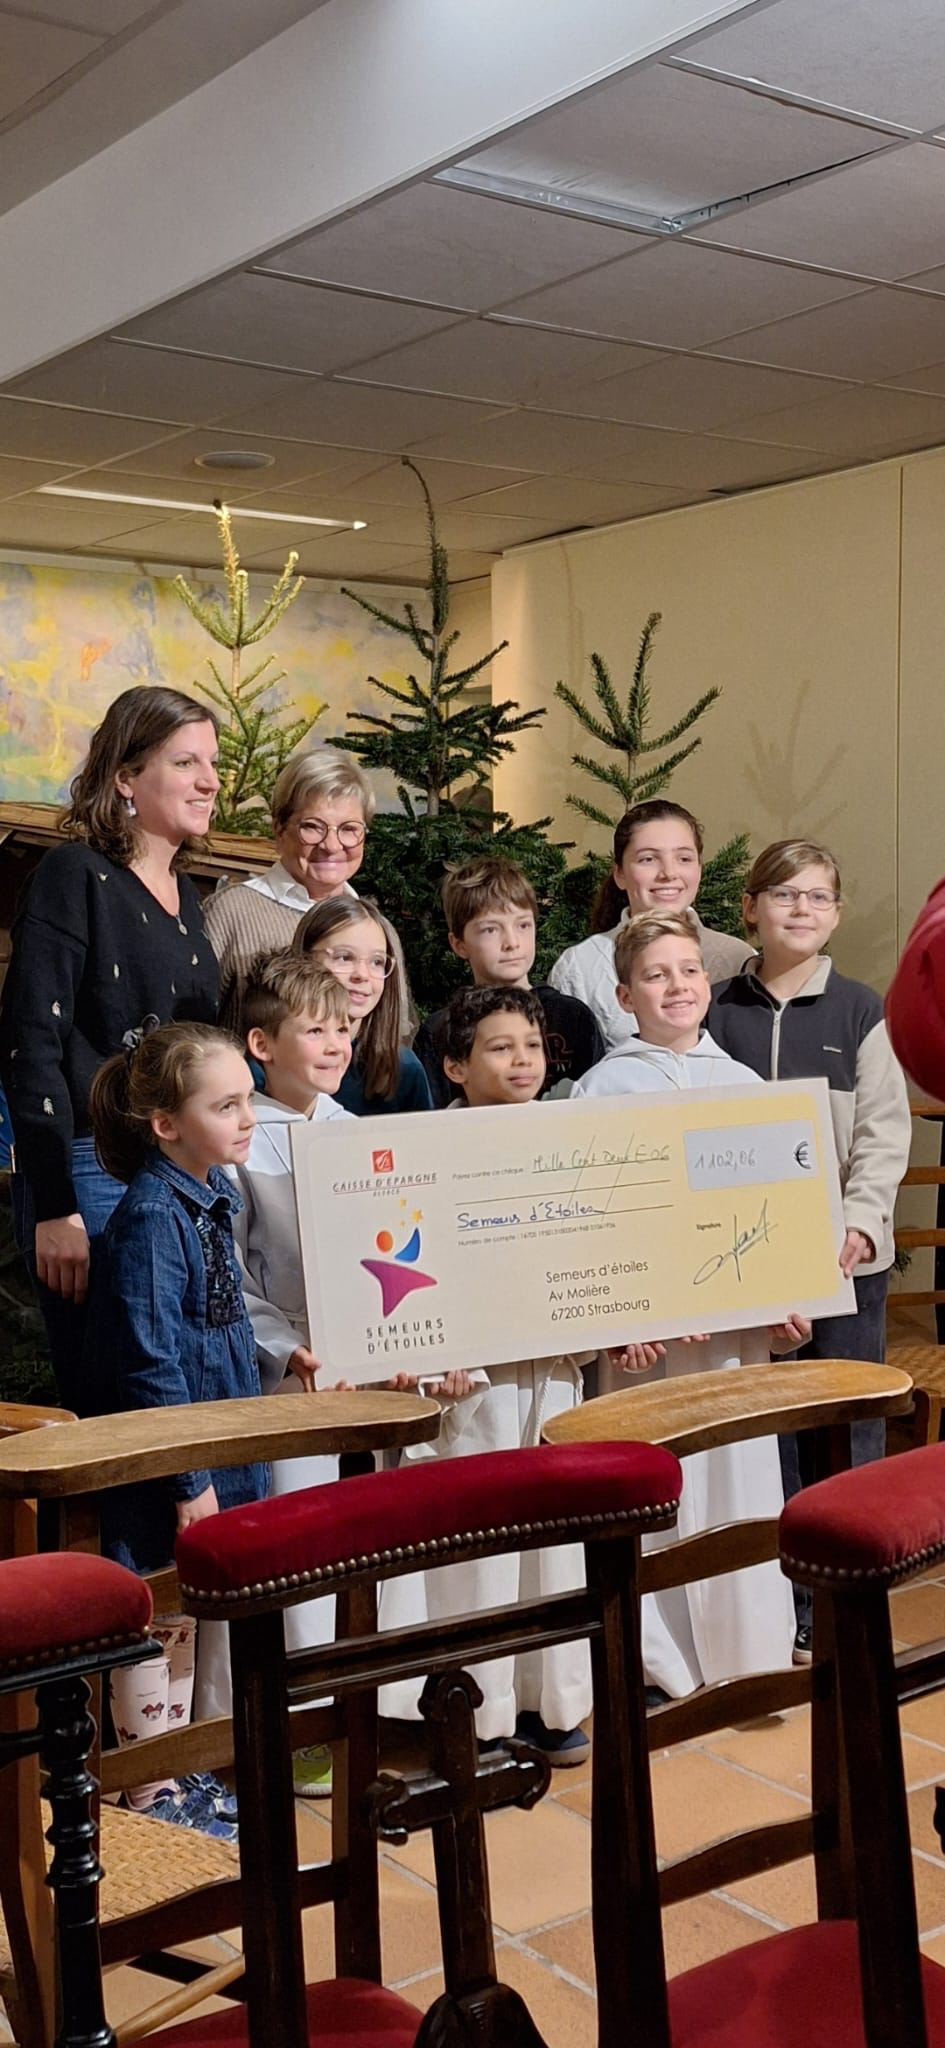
left=565, top=792, right=621, bottom=830
left=636, top=736, right=704, bottom=783
left=639, top=689, right=720, bottom=752
left=589, top=653, right=624, bottom=736
left=340, top=586, right=416, bottom=639
left=572, top=752, right=635, bottom=797
left=553, top=682, right=616, bottom=748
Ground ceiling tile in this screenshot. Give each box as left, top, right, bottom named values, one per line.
left=704, top=287, right=945, bottom=381
left=693, top=142, right=945, bottom=279
left=353, top=509, right=542, bottom=552
left=453, top=476, right=703, bottom=522
left=300, top=457, right=535, bottom=507
left=118, top=273, right=462, bottom=376
left=407, top=406, right=829, bottom=491
left=0, top=0, right=320, bottom=213
left=392, top=550, right=496, bottom=585
left=899, top=265, right=945, bottom=295
left=559, top=354, right=843, bottom=432
left=233, top=379, right=507, bottom=453
left=0, top=498, right=180, bottom=549
left=683, top=0, right=945, bottom=132
left=4, top=1, right=160, bottom=29
left=883, top=362, right=945, bottom=398
left=348, top=320, right=656, bottom=406
left=3, top=341, right=308, bottom=427
left=0, top=13, right=100, bottom=120
left=95, top=430, right=380, bottom=489
left=460, top=64, right=885, bottom=217
left=267, top=183, right=650, bottom=313
left=0, top=398, right=175, bottom=466
left=82, top=515, right=256, bottom=562
left=236, top=534, right=424, bottom=580
left=0, top=456, right=85, bottom=500
left=722, top=384, right=945, bottom=455
left=499, top=239, right=865, bottom=351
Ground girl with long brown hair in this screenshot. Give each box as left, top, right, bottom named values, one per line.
left=549, top=799, right=753, bottom=1051
left=0, top=686, right=221, bottom=1403
left=293, top=898, right=432, bottom=1115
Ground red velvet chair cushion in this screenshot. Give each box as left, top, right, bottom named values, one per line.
left=668, top=1920, right=945, bottom=2044
left=160, top=1977, right=419, bottom=2044
left=779, top=1441, right=945, bottom=1585
left=177, top=1441, right=682, bottom=1610
left=0, top=1553, right=153, bottom=1675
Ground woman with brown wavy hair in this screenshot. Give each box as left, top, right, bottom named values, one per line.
left=0, top=685, right=221, bottom=1404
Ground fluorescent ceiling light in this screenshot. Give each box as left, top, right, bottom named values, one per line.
left=37, top=485, right=366, bottom=531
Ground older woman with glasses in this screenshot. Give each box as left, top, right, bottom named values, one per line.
left=204, top=747, right=374, bottom=1030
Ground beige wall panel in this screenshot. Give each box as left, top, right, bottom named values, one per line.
left=493, top=464, right=902, bottom=988
left=898, top=449, right=945, bottom=942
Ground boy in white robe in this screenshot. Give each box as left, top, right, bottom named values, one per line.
left=379, top=986, right=593, bottom=1765
left=572, top=909, right=799, bottom=1699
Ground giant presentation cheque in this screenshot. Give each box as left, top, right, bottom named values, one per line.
left=290, top=1078, right=855, bottom=1386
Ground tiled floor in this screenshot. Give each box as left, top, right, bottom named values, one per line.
left=5, top=1574, right=945, bottom=2043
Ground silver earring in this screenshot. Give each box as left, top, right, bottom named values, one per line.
left=125, top=797, right=137, bottom=818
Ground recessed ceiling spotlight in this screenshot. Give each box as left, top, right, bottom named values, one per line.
left=194, top=450, right=276, bottom=472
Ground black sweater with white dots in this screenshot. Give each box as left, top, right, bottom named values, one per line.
left=0, top=842, right=219, bottom=1220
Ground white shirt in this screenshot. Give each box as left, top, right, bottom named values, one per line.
left=244, top=860, right=358, bottom=915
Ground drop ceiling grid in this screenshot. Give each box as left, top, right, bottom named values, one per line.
left=5, top=0, right=945, bottom=578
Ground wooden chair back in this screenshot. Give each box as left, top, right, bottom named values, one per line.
left=890, top=1099, right=945, bottom=1443
left=176, top=1439, right=686, bottom=2048
left=544, top=1357, right=914, bottom=1925
left=0, top=1391, right=439, bottom=2047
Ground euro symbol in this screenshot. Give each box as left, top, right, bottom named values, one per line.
left=794, top=1141, right=812, bottom=1170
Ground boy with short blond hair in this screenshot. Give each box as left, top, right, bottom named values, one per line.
left=414, top=856, right=604, bottom=1107
left=573, top=909, right=801, bottom=1700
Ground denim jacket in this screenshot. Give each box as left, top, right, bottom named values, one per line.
left=86, top=1152, right=267, bottom=1572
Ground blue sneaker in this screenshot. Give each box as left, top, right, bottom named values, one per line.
left=181, top=1772, right=239, bottom=1822
left=515, top=1712, right=590, bottom=1768
left=132, top=1784, right=238, bottom=1843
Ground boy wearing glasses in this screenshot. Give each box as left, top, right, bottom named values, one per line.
left=708, top=838, right=912, bottom=1662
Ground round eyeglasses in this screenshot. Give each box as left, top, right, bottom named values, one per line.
left=318, top=945, right=395, bottom=980
left=296, top=818, right=366, bottom=849
left=763, top=886, right=839, bottom=909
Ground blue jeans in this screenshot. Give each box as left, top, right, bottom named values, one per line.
left=779, top=1265, right=890, bottom=1628
left=12, top=1138, right=125, bottom=1412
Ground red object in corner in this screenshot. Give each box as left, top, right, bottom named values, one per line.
left=885, top=875, right=945, bottom=1099
left=0, top=1553, right=153, bottom=1672
left=779, top=1439, right=945, bottom=1585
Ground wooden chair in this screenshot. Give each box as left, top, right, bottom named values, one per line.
left=0, top=1551, right=160, bottom=2048
left=890, top=1098, right=945, bottom=1444
left=3, top=1440, right=685, bottom=2046
left=175, top=1438, right=685, bottom=2047
left=650, top=1442, right=945, bottom=2047
left=548, top=1379, right=945, bottom=2046
left=0, top=1390, right=440, bottom=2048
left=544, top=1357, right=913, bottom=1807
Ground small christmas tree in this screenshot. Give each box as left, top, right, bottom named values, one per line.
left=175, top=502, right=322, bottom=835
left=555, top=611, right=749, bottom=934
left=340, top=460, right=545, bottom=815
left=339, top=462, right=577, bottom=1009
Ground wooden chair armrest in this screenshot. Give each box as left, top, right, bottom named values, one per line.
left=542, top=1359, right=913, bottom=1457
left=0, top=1400, right=77, bottom=1438
left=0, top=1389, right=441, bottom=1496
